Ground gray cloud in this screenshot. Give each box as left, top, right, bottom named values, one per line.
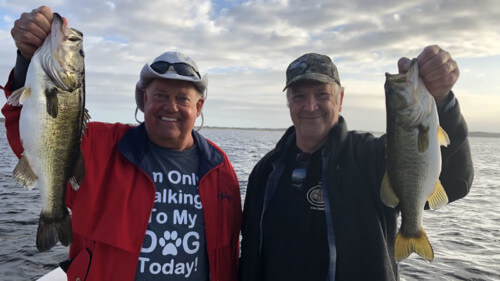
left=1, top=0, right=499, bottom=132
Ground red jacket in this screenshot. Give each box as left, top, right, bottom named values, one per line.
left=2, top=73, right=242, bottom=281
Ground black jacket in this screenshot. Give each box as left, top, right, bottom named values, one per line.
left=239, top=98, right=473, bottom=281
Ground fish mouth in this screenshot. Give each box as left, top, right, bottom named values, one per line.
left=384, top=59, right=420, bottom=111
left=69, top=28, right=83, bottom=38
left=38, top=12, right=84, bottom=92
left=52, top=13, right=83, bottom=40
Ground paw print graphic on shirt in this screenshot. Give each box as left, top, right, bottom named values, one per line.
left=159, top=231, right=182, bottom=256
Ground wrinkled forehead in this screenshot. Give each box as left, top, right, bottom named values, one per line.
left=289, top=80, right=337, bottom=92
left=145, top=78, right=200, bottom=94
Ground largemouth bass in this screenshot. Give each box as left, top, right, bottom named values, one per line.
left=381, top=58, right=450, bottom=262
left=7, top=13, right=88, bottom=252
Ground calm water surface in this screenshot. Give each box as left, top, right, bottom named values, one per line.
left=0, top=126, right=498, bottom=280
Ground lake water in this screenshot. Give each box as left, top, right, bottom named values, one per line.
left=0, top=126, right=499, bottom=281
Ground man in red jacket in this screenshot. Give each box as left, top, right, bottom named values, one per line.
left=2, top=6, right=241, bottom=281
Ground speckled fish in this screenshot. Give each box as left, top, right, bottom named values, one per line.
left=7, top=13, right=89, bottom=252
left=380, top=58, right=450, bottom=262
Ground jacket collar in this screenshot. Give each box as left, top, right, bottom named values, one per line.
left=117, top=123, right=149, bottom=172
left=192, top=129, right=224, bottom=177
left=117, top=123, right=223, bottom=178
left=323, top=116, right=348, bottom=156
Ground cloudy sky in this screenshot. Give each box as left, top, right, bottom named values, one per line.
left=1, top=0, right=499, bottom=132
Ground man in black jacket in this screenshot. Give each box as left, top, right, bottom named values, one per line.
left=239, top=45, right=473, bottom=281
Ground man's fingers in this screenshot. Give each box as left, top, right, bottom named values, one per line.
left=11, top=6, right=54, bottom=59
left=421, top=58, right=458, bottom=84
left=32, top=6, right=54, bottom=26
left=398, top=57, right=411, bottom=74
left=419, top=49, right=452, bottom=77
left=417, top=45, right=440, bottom=66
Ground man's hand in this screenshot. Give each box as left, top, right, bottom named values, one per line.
left=11, top=6, right=54, bottom=59
left=398, top=45, right=459, bottom=103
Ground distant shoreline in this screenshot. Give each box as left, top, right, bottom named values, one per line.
left=202, top=126, right=500, bottom=138
left=0, top=118, right=498, bottom=138
left=468, top=131, right=500, bottom=138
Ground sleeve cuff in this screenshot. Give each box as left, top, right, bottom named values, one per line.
left=436, top=91, right=457, bottom=114
left=11, top=50, right=31, bottom=91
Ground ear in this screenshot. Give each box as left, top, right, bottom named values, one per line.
left=142, top=88, right=148, bottom=103
left=196, top=98, right=205, bottom=116
left=339, top=87, right=345, bottom=112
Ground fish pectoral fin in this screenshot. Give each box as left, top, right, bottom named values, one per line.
left=427, top=180, right=449, bottom=209
left=437, top=126, right=450, bottom=147
left=7, top=87, right=32, bottom=106
left=45, top=87, right=59, bottom=118
left=380, top=170, right=399, bottom=208
left=418, top=124, right=430, bottom=152
left=394, top=227, right=434, bottom=262
left=69, top=151, right=85, bottom=191
left=13, top=154, right=38, bottom=190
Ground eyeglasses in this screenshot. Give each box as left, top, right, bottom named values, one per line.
left=150, top=61, right=201, bottom=79
left=291, top=152, right=311, bottom=189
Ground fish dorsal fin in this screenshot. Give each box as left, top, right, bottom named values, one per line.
left=380, top=170, right=399, bottom=208
left=7, top=87, right=32, bottom=106
left=437, top=126, right=450, bottom=147
left=13, top=154, right=38, bottom=190
left=418, top=124, right=430, bottom=152
left=427, top=180, right=449, bottom=209
left=82, top=108, right=91, bottom=137
left=45, top=87, right=59, bottom=118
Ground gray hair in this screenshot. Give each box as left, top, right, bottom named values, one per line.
left=285, top=82, right=342, bottom=107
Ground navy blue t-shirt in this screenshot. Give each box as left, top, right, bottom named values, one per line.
left=135, top=140, right=209, bottom=280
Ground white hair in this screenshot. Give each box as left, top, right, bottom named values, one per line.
left=285, top=82, right=342, bottom=107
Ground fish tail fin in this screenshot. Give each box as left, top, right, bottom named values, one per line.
left=36, top=209, right=72, bottom=252
left=13, top=154, right=38, bottom=190
left=427, top=180, right=449, bottom=209
left=437, top=126, right=450, bottom=147
left=394, top=228, right=434, bottom=262
left=36, top=212, right=59, bottom=252
left=380, top=170, right=399, bottom=208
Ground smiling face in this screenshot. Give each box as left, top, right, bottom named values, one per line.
left=287, top=81, right=344, bottom=153
left=143, top=78, right=204, bottom=150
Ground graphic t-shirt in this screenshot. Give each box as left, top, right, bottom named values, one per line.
left=262, top=145, right=329, bottom=281
left=135, top=140, right=209, bottom=281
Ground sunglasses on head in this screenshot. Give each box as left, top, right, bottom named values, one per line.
left=150, top=61, right=201, bottom=79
